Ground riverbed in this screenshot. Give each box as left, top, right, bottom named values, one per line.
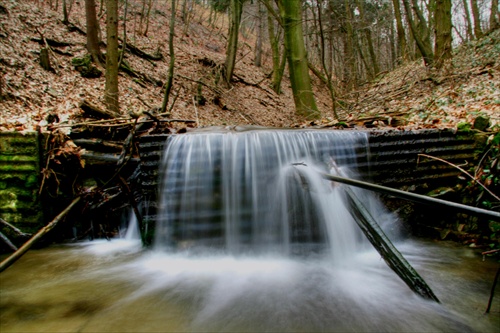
left=0, top=238, right=498, bottom=332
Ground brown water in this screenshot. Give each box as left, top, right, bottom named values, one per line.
left=0, top=239, right=498, bottom=332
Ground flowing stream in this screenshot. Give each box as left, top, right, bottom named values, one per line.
left=1, top=129, right=499, bottom=332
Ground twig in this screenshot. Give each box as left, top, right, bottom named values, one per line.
left=0, top=218, right=31, bottom=238
left=418, top=153, right=500, bottom=202
left=0, top=231, right=17, bottom=251
left=485, top=267, right=499, bottom=314
left=192, top=96, right=200, bottom=127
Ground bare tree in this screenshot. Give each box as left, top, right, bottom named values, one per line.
left=224, top=0, right=244, bottom=85
left=105, top=0, right=119, bottom=114
left=278, top=0, right=320, bottom=119
left=490, top=0, right=499, bottom=31
left=470, top=0, right=483, bottom=38
left=161, top=0, right=176, bottom=113
left=85, top=0, right=102, bottom=65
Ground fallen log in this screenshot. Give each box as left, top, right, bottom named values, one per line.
left=31, top=37, right=73, bottom=48
left=80, top=99, right=119, bottom=119
left=319, top=172, right=500, bottom=222
left=119, top=38, right=163, bottom=61
left=343, top=185, right=440, bottom=302
left=294, top=166, right=440, bottom=301
left=0, top=196, right=81, bottom=273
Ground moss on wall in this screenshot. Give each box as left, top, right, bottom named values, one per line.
left=0, top=132, right=43, bottom=233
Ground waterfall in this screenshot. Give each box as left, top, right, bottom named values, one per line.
left=155, top=128, right=389, bottom=259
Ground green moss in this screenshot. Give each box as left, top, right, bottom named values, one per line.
left=456, top=122, right=472, bottom=131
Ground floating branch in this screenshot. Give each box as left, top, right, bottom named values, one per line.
left=0, top=196, right=81, bottom=273
left=319, top=172, right=500, bottom=221
left=343, top=184, right=440, bottom=302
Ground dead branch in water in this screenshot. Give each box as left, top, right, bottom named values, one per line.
left=418, top=153, right=500, bottom=202
left=0, top=196, right=81, bottom=273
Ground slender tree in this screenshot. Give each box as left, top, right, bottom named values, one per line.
left=392, top=0, right=409, bottom=62
left=62, top=0, right=69, bottom=24
left=118, top=0, right=128, bottom=69
left=254, top=0, right=264, bottom=67
left=262, top=0, right=285, bottom=93
left=343, top=0, right=357, bottom=89
left=470, top=0, right=483, bottom=38
left=143, top=0, right=153, bottom=36
left=355, top=0, right=380, bottom=77
left=105, top=0, right=119, bottom=114
left=462, top=0, right=474, bottom=40
left=224, top=0, right=244, bottom=85
left=402, top=0, right=434, bottom=65
left=161, top=0, right=176, bottom=113
left=278, top=0, right=320, bottom=119
left=315, top=0, right=339, bottom=119
left=85, top=0, right=102, bottom=65
left=490, top=0, right=499, bottom=31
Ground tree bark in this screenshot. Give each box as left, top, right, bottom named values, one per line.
left=434, top=0, right=452, bottom=69
left=161, top=0, right=176, bottom=113
left=392, top=0, right=409, bottom=62
left=402, top=0, right=434, bottom=65
left=462, top=0, right=474, bottom=40
left=490, top=0, right=499, bottom=31
left=254, top=0, right=264, bottom=67
left=355, top=0, right=380, bottom=76
left=224, top=0, right=244, bottom=85
left=470, top=0, right=483, bottom=38
left=315, top=0, right=339, bottom=120
left=343, top=0, right=357, bottom=89
left=105, top=0, right=119, bottom=114
left=279, top=0, right=320, bottom=119
left=62, top=0, right=69, bottom=24
left=85, top=0, right=102, bottom=65
left=263, top=0, right=284, bottom=94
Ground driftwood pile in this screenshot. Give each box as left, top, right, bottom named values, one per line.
left=0, top=97, right=196, bottom=260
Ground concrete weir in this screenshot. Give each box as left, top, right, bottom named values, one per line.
left=137, top=128, right=483, bottom=241
left=0, top=128, right=484, bottom=237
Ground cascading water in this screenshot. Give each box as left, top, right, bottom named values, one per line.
left=3, top=129, right=497, bottom=333
left=155, top=129, right=377, bottom=259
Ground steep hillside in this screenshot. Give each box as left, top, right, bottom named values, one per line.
left=0, top=0, right=498, bottom=132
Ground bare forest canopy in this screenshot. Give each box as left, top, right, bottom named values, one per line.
left=0, top=0, right=498, bottom=132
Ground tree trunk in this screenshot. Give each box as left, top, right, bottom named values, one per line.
left=343, top=0, right=356, bottom=89
left=355, top=0, right=379, bottom=76
left=224, top=0, right=244, bottom=85
left=105, top=0, right=119, bottom=114
left=143, top=0, right=153, bottom=36
left=279, top=0, right=320, bottom=119
left=161, top=0, right=176, bottom=113
left=85, top=0, right=102, bottom=65
left=316, top=0, right=339, bottom=120
left=489, top=0, right=499, bottom=31
left=402, top=0, right=434, bottom=65
left=254, top=0, right=264, bottom=67
left=62, top=0, right=69, bottom=24
left=392, top=0, right=409, bottom=62
left=263, top=0, right=284, bottom=94
left=470, top=0, right=483, bottom=38
left=434, top=0, right=452, bottom=69
left=462, top=0, right=474, bottom=40
left=118, top=0, right=128, bottom=69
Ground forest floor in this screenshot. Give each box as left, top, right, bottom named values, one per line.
left=0, top=0, right=499, bottom=134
